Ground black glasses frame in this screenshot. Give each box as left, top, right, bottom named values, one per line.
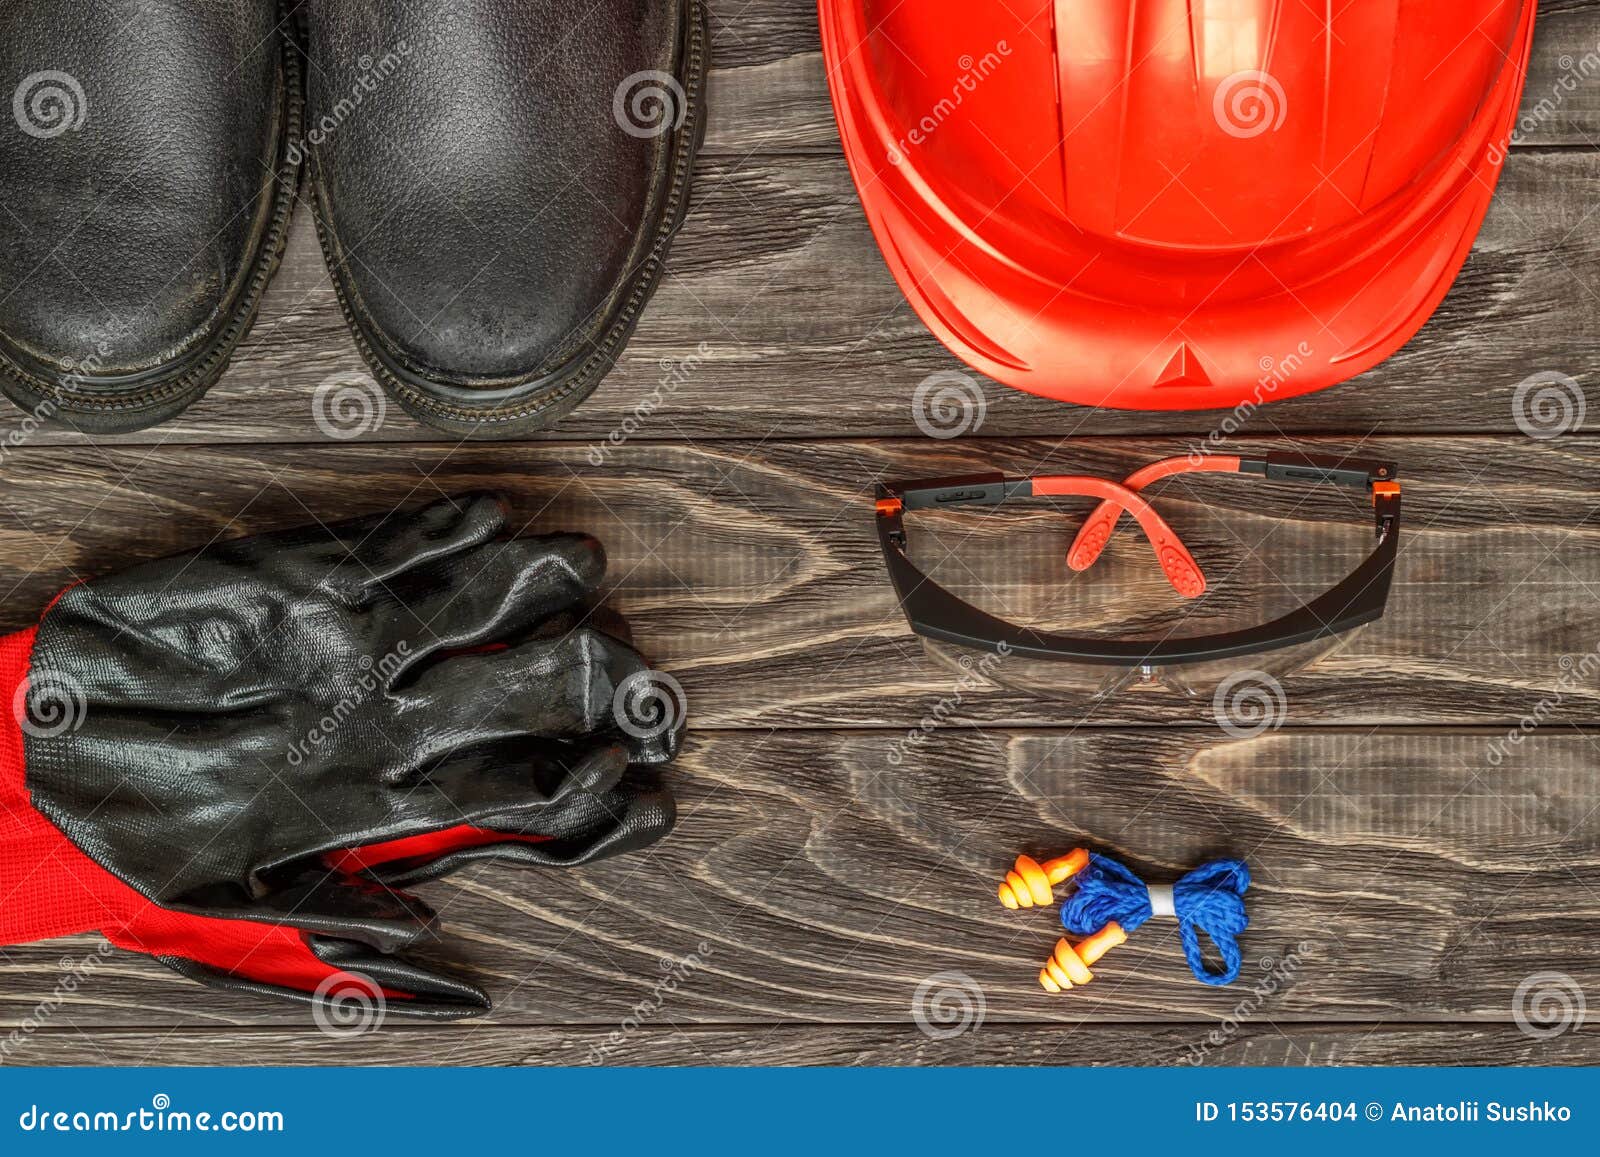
left=874, top=452, right=1401, bottom=665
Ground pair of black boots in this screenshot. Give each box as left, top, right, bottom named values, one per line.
left=0, top=1, right=706, bottom=436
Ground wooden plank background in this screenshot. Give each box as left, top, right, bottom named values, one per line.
left=1, top=3, right=1599, bottom=1066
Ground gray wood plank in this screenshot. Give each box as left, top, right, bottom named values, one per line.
left=1, top=729, right=1596, bottom=1028
left=5, top=3, right=1600, bottom=1051
left=1, top=438, right=1599, bottom=727
left=0, top=152, right=1596, bottom=446
left=6, top=1024, right=1595, bottom=1067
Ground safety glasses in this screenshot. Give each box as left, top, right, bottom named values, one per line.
left=875, top=451, right=1400, bottom=694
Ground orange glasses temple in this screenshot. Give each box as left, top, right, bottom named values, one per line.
left=1028, top=474, right=1207, bottom=598
left=1065, top=456, right=1244, bottom=578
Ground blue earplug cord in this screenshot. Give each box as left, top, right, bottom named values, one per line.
left=1058, top=854, right=1251, bottom=985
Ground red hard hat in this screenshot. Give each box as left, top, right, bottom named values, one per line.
left=819, top=1, right=1537, bottom=411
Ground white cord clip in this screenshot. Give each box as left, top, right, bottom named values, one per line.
left=1147, top=883, right=1176, bottom=919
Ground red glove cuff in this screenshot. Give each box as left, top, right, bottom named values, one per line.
left=0, top=627, right=107, bottom=944
left=0, top=628, right=374, bottom=995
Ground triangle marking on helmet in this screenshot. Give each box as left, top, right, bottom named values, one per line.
left=1153, top=343, right=1214, bottom=390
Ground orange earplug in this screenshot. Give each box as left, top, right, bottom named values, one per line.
left=997, top=849, right=1089, bottom=909
left=1037, top=922, right=1128, bottom=993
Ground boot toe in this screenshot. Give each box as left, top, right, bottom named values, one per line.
left=306, top=0, right=708, bottom=437
left=330, top=176, right=651, bottom=389
left=0, top=3, right=298, bottom=433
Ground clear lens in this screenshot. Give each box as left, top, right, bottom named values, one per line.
left=925, top=627, right=1364, bottom=701
left=903, top=473, right=1375, bottom=699
left=1157, top=630, right=1362, bottom=696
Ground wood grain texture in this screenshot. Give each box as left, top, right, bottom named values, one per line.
left=3, top=1, right=1600, bottom=1065
left=1, top=730, right=1596, bottom=1029
left=2, top=10, right=1600, bottom=446
left=6, top=1025, right=1596, bottom=1068
left=1, top=438, right=1599, bottom=727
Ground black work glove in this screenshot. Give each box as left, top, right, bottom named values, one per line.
left=3, top=493, right=680, bottom=1018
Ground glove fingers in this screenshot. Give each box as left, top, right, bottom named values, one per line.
left=504, top=603, right=635, bottom=648
left=159, top=937, right=491, bottom=1021
left=371, top=782, right=678, bottom=887
left=308, top=936, right=492, bottom=1017
left=324, top=492, right=508, bottom=592
left=321, top=742, right=625, bottom=873
left=451, top=759, right=678, bottom=875
left=105, top=901, right=490, bottom=1019
left=377, top=534, right=608, bottom=659
left=223, top=869, right=439, bottom=956
left=433, top=734, right=633, bottom=800
left=381, top=739, right=631, bottom=840
left=584, top=604, right=635, bottom=647
left=400, top=627, right=684, bottom=763
left=336, top=745, right=677, bottom=887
